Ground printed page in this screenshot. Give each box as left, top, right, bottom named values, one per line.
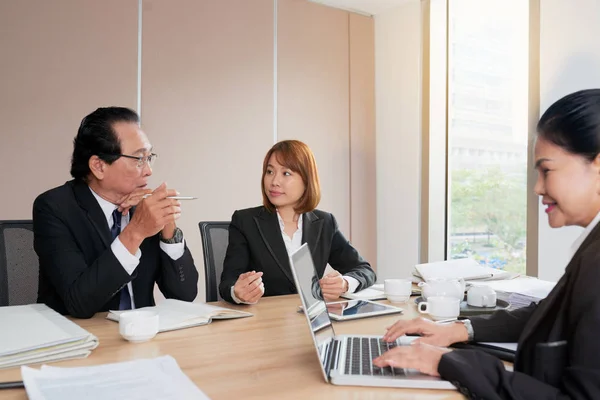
left=22, top=356, right=210, bottom=400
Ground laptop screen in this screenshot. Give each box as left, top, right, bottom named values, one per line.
left=289, top=243, right=335, bottom=381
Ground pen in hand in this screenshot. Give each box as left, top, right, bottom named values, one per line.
left=142, top=195, right=198, bottom=200
left=0, top=381, right=24, bottom=389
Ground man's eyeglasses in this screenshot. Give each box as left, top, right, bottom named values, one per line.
left=103, top=153, right=158, bottom=168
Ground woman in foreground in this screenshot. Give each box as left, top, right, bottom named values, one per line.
left=376, top=89, right=600, bottom=399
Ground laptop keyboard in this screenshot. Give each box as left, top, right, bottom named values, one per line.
left=344, top=337, right=406, bottom=377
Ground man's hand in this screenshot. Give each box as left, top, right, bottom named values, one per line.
left=319, top=270, right=348, bottom=301
left=116, top=188, right=153, bottom=215
left=233, top=271, right=265, bottom=303
left=119, top=183, right=181, bottom=253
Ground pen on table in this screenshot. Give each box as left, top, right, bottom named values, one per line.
left=435, top=318, right=458, bottom=325
left=142, top=195, right=198, bottom=200
left=0, top=381, right=24, bottom=389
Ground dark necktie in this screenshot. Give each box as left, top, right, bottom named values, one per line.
left=111, top=209, right=132, bottom=310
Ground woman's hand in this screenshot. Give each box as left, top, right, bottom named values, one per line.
left=373, top=342, right=451, bottom=377
left=383, top=317, right=469, bottom=346
left=233, top=271, right=264, bottom=303
left=319, top=270, right=348, bottom=301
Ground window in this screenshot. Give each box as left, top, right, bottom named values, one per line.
left=447, top=0, right=529, bottom=274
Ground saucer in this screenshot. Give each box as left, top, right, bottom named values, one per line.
left=414, top=296, right=510, bottom=316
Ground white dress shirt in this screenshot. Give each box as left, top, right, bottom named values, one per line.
left=89, top=188, right=185, bottom=309
left=231, top=211, right=359, bottom=304
left=568, top=211, right=600, bottom=263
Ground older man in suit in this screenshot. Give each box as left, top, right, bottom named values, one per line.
left=34, top=107, right=198, bottom=318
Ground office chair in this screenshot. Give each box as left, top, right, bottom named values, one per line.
left=198, top=221, right=230, bottom=302
left=0, top=220, right=38, bottom=306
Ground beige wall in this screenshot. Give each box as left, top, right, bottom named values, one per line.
left=278, top=0, right=377, bottom=269
left=141, top=0, right=274, bottom=301
left=537, top=0, right=600, bottom=281
left=349, top=14, right=377, bottom=269
left=278, top=0, right=351, bottom=235
left=0, top=0, right=376, bottom=302
left=375, top=1, right=423, bottom=279
left=0, top=0, right=138, bottom=219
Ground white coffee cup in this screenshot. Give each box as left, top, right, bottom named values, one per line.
left=384, top=279, right=412, bottom=303
left=119, top=310, right=159, bottom=343
left=467, top=285, right=497, bottom=308
left=418, top=296, right=460, bottom=321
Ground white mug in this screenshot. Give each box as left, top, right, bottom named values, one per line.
left=384, top=279, right=412, bottom=303
left=119, top=310, right=159, bottom=343
left=467, top=285, right=497, bottom=308
left=418, top=296, right=460, bottom=321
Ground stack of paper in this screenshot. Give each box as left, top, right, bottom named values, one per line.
left=22, top=355, right=209, bottom=400
left=106, top=299, right=253, bottom=332
left=469, top=277, right=556, bottom=308
left=413, top=258, right=516, bottom=283
left=0, top=304, right=98, bottom=370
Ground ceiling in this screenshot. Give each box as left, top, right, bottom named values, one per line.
left=307, top=0, right=412, bottom=16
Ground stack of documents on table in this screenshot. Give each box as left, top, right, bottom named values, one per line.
left=468, top=277, right=556, bottom=308
left=106, top=299, right=253, bottom=332
left=413, top=258, right=517, bottom=283
left=0, top=304, right=98, bottom=370
left=21, top=355, right=210, bottom=400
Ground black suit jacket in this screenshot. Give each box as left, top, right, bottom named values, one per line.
left=439, top=221, right=600, bottom=399
left=33, top=180, right=198, bottom=318
left=219, top=206, right=376, bottom=304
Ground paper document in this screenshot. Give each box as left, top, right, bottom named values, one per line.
left=107, top=299, right=253, bottom=332
left=415, top=258, right=513, bottom=282
left=468, top=278, right=555, bottom=299
left=21, top=355, right=209, bottom=400
left=0, top=304, right=98, bottom=369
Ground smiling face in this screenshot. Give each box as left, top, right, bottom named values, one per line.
left=534, top=136, right=600, bottom=228
left=263, top=153, right=306, bottom=211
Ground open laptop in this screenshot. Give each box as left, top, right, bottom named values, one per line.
left=290, top=243, right=456, bottom=389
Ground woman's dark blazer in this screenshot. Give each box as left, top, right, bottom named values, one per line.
left=219, top=206, right=376, bottom=304
left=438, top=221, right=600, bottom=399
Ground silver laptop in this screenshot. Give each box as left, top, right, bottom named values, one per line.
left=290, top=243, right=455, bottom=389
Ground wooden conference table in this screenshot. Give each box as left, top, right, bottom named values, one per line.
left=0, top=295, right=466, bottom=399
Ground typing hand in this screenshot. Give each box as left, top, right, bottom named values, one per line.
left=373, top=342, right=450, bottom=377
left=319, top=270, right=348, bottom=301
left=116, top=188, right=153, bottom=215
left=234, top=271, right=265, bottom=303
left=382, top=317, right=468, bottom=346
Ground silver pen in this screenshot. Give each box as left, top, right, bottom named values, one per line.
left=142, top=195, right=198, bottom=200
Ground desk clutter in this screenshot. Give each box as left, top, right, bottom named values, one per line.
left=0, top=304, right=98, bottom=370
left=412, top=258, right=556, bottom=310
left=21, top=355, right=209, bottom=400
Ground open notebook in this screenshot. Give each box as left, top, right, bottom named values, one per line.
left=0, top=304, right=98, bottom=369
left=106, top=299, right=253, bottom=332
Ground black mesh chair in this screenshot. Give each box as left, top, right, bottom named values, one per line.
left=198, top=221, right=230, bottom=302
left=0, top=220, right=38, bottom=306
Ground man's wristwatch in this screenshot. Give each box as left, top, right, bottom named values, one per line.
left=160, top=227, right=183, bottom=244
left=456, top=319, right=475, bottom=342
